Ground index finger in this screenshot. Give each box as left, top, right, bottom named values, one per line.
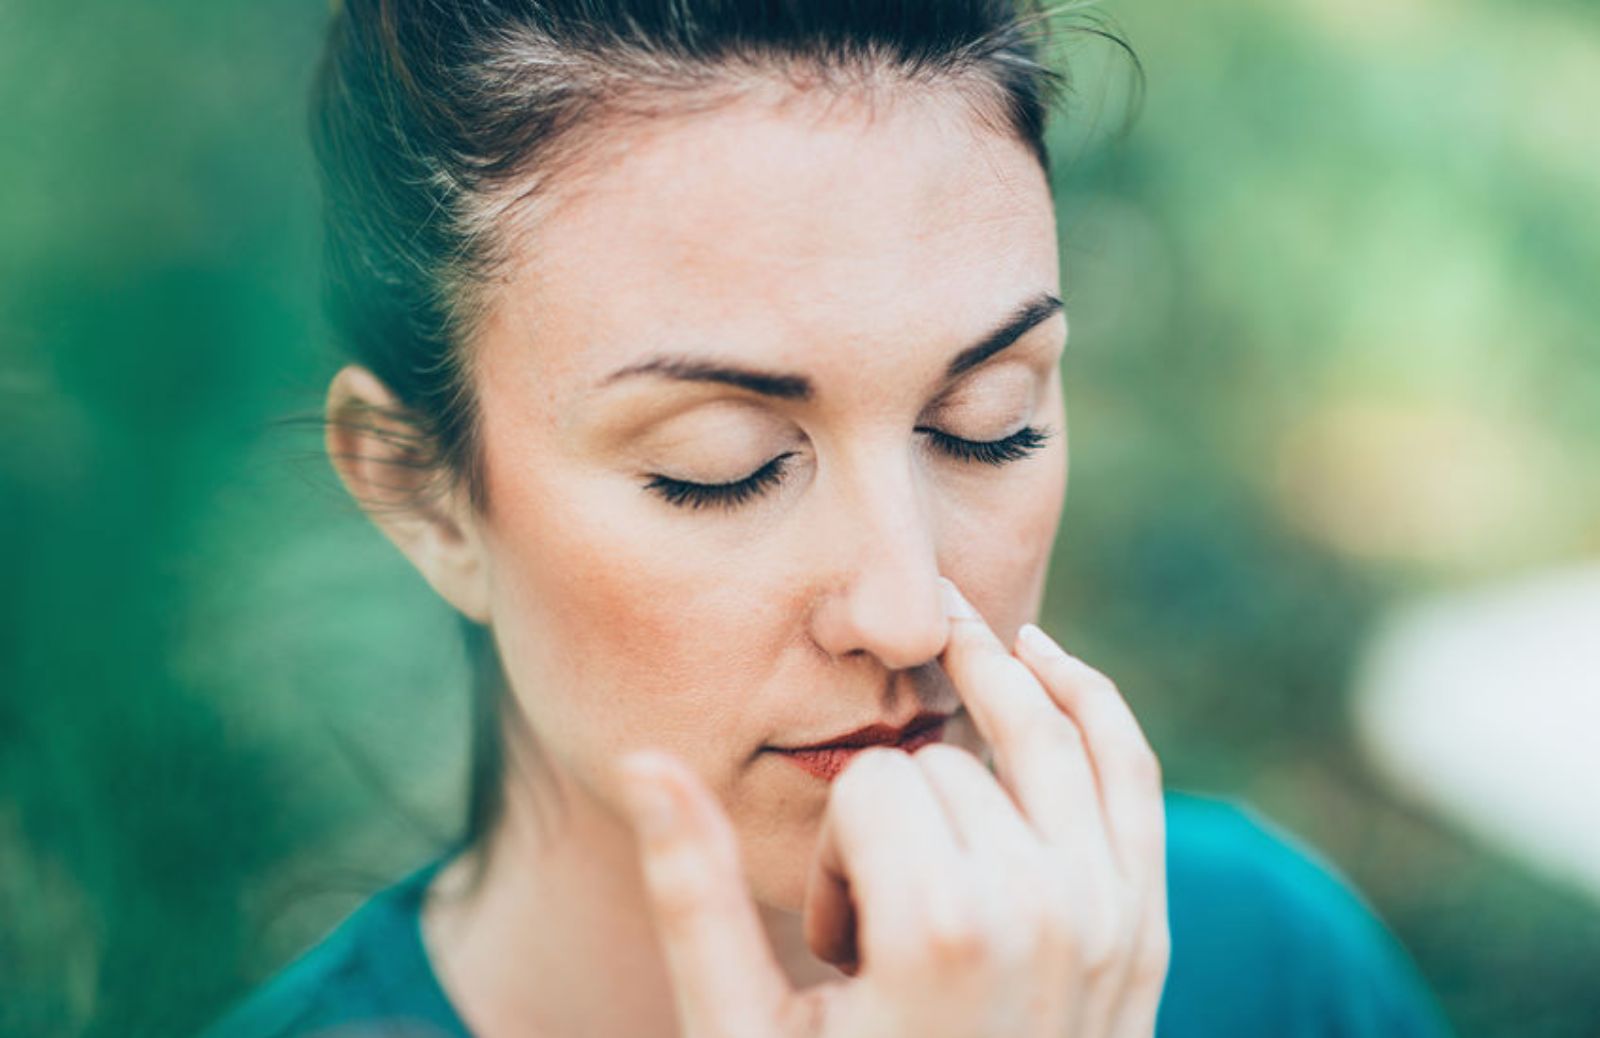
left=617, top=751, right=793, bottom=1037
left=936, top=577, right=1107, bottom=850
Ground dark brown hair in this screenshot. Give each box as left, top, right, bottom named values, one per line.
left=309, top=0, right=1130, bottom=858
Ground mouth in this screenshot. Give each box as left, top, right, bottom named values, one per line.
left=768, top=711, right=952, bottom=783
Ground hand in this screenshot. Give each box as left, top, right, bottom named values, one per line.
left=615, top=576, right=1170, bottom=1038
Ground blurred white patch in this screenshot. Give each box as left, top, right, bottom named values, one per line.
left=1353, top=561, right=1600, bottom=903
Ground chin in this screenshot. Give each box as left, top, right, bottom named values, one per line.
left=740, top=819, right=821, bottom=914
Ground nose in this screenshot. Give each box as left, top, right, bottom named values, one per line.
left=807, top=449, right=949, bottom=672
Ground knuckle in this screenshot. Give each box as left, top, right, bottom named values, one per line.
left=1076, top=929, right=1121, bottom=985
left=834, top=746, right=906, bottom=796
left=1065, top=657, right=1118, bottom=696
left=910, top=741, right=981, bottom=775
left=1082, top=668, right=1121, bottom=698
left=859, top=744, right=913, bottom=773
left=645, top=848, right=717, bottom=927
left=1068, top=909, right=1128, bottom=985
left=999, top=656, right=1049, bottom=697
left=1025, top=712, right=1085, bottom=757
left=909, top=741, right=958, bottom=766
left=1029, top=900, right=1076, bottom=965
left=919, top=900, right=990, bottom=970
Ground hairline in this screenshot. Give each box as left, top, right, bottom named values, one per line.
left=441, top=62, right=1052, bottom=514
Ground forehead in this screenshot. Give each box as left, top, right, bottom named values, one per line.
left=476, top=82, right=1060, bottom=396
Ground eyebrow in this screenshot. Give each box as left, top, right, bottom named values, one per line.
left=597, top=291, right=1064, bottom=401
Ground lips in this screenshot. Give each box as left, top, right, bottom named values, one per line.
left=771, top=712, right=950, bottom=782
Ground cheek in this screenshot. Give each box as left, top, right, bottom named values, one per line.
left=944, top=391, right=1068, bottom=622
left=1021, top=425, right=1069, bottom=581
left=480, top=458, right=787, bottom=774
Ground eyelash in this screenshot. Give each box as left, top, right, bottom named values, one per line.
left=642, top=424, right=1054, bottom=511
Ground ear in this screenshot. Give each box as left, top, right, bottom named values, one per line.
left=324, top=364, right=493, bottom=625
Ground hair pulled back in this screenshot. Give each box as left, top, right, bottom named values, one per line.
left=309, top=0, right=1096, bottom=856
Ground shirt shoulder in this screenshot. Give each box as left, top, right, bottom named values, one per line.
left=198, top=860, right=466, bottom=1038
left=1158, top=789, right=1454, bottom=1038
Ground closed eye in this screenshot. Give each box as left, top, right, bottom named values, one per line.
left=642, top=451, right=799, bottom=511
left=642, top=425, right=1054, bottom=512
left=914, top=424, right=1053, bottom=465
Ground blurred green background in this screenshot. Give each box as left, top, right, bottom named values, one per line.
left=3, top=0, right=1598, bottom=1035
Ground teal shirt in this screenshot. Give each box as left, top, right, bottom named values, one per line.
left=202, top=790, right=1455, bottom=1037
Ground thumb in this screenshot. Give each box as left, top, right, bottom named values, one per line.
left=617, top=750, right=794, bottom=1038
left=802, top=824, right=860, bottom=976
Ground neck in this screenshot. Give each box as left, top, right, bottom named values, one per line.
left=420, top=761, right=839, bottom=1038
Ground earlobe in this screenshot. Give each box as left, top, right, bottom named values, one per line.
left=324, top=364, right=494, bottom=625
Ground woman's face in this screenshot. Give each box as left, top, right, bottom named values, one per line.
left=469, top=83, right=1067, bottom=909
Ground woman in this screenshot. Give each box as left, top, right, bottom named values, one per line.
left=205, top=1, right=1453, bottom=1035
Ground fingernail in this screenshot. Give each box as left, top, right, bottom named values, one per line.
left=939, top=577, right=977, bottom=619
left=1017, top=622, right=1058, bottom=657
left=620, top=757, right=679, bottom=845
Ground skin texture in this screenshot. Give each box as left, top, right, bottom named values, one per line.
left=617, top=580, right=1170, bottom=1038
left=325, top=80, right=1133, bottom=1037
